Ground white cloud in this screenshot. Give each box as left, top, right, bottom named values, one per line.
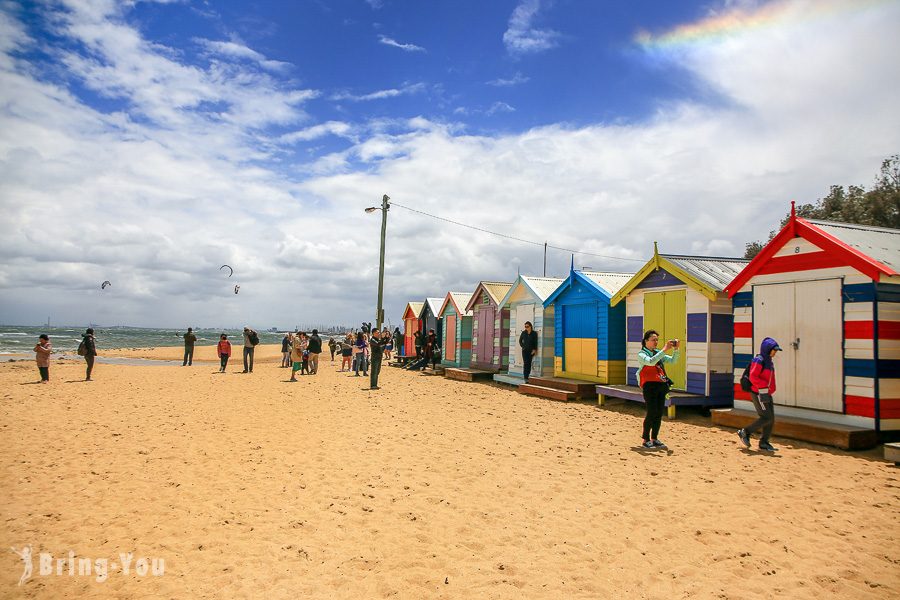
left=1, top=0, right=899, bottom=329
left=195, top=38, right=292, bottom=73
left=487, top=72, right=530, bottom=87
left=364, top=0, right=384, bottom=9
left=377, top=34, right=426, bottom=53
left=280, top=121, right=354, bottom=144
left=503, top=0, right=560, bottom=55
left=331, top=82, right=425, bottom=102
left=486, top=101, right=515, bottom=115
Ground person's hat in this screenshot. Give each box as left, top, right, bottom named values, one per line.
left=773, top=344, right=783, bottom=351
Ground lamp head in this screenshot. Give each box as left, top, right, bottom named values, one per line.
left=364, top=207, right=377, bottom=213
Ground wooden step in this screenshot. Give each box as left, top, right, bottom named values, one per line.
left=444, top=368, right=496, bottom=382
left=884, top=442, right=900, bottom=465
left=518, top=384, right=576, bottom=402
left=712, top=409, right=879, bottom=450
left=526, top=376, right=597, bottom=398
left=493, top=373, right=525, bottom=387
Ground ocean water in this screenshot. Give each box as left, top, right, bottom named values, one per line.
left=0, top=325, right=346, bottom=355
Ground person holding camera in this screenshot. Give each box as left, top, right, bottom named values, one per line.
left=637, top=330, right=679, bottom=449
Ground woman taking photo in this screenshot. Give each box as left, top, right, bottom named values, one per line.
left=637, top=330, right=679, bottom=449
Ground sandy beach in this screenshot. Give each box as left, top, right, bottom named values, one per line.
left=1, top=344, right=898, bottom=599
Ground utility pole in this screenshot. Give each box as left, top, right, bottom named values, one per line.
left=366, top=194, right=391, bottom=330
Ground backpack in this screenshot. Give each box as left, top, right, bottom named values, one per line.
left=739, top=358, right=755, bottom=392
left=249, top=331, right=260, bottom=346
left=77, top=340, right=86, bottom=356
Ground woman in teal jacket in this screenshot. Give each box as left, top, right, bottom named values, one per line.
left=637, top=330, right=679, bottom=449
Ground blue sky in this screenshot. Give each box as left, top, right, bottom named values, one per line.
left=1, top=0, right=899, bottom=328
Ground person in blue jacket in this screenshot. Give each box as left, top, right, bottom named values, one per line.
left=636, top=330, right=679, bottom=449
left=738, top=337, right=782, bottom=452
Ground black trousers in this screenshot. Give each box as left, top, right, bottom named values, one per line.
left=522, top=351, right=534, bottom=381
left=243, top=347, right=254, bottom=372
left=642, top=382, right=668, bottom=441
left=370, top=355, right=382, bottom=388
left=38, top=366, right=49, bottom=381
left=85, top=355, right=95, bottom=380
left=746, top=392, right=775, bottom=443
left=183, top=346, right=194, bottom=366
left=220, top=354, right=229, bottom=371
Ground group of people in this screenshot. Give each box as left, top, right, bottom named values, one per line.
left=32, top=321, right=781, bottom=451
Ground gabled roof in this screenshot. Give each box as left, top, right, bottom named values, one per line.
left=499, top=275, right=566, bottom=307
left=465, top=281, right=514, bottom=312
left=543, top=268, right=634, bottom=307
left=610, top=244, right=749, bottom=305
left=807, top=219, right=900, bottom=271
left=418, top=297, right=444, bottom=319
left=402, top=302, right=424, bottom=320
left=439, top=292, right=474, bottom=317
left=726, top=205, right=900, bottom=297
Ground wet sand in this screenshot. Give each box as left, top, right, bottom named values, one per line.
left=1, top=344, right=898, bottom=598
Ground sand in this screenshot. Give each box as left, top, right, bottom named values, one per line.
left=1, top=344, right=898, bottom=599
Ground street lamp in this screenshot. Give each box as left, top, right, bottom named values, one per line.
left=365, top=194, right=390, bottom=330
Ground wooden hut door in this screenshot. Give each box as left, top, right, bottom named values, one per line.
left=445, top=314, right=457, bottom=361
left=477, top=307, right=494, bottom=365
left=643, top=291, right=686, bottom=390
left=563, top=303, right=597, bottom=377
left=754, top=280, right=842, bottom=411
left=513, top=303, right=536, bottom=369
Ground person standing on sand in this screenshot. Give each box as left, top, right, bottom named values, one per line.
left=328, top=337, right=337, bottom=362
left=183, top=327, right=197, bottom=366
left=340, top=334, right=353, bottom=371
left=289, top=333, right=304, bottom=382
left=382, top=327, right=393, bottom=360
left=308, top=329, right=323, bottom=375
left=281, top=333, right=291, bottom=368
left=299, top=332, right=310, bottom=375
left=217, top=334, right=232, bottom=372
left=369, top=328, right=388, bottom=389
left=519, top=321, right=538, bottom=383
left=81, top=328, right=97, bottom=381
left=34, top=334, right=51, bottom=383
left=637, top=330, right=678, bottom=450
left=393, top=327, right=403, bottom=357
left=738, top=337, right=782, bottom=452
left=242, top=327, right=258, bottom=373
left=414, top=330, right=423, bottom=360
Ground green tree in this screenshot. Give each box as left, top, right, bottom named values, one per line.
left=743, top=155, right=900, bottom=259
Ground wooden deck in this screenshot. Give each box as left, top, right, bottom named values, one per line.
left=517, top=376, right=597, bottom=402
left=493, top=373, right=524, bottom=387
left=444, top=368, right=498, bottom=382
left=595, top=384, right=712, bottom=418
left=712, top=408, right=879, bottom=450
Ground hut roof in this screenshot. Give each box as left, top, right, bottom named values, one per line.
left=726, top=208, right=900, bottom=296
left=610, top=245, right=749, bottom=305
left=402, top=302, right=424, bottom=320
left=465, top=281, right=514, bottom=312
left=499, top=275, right=566, bottom=307
left=439, top=292, right=474, bottom=317
left=544, top=269, right=634, bottom=306
left=807, top=219, right=900, bottom=271
left=419, top=297, right=444, bottom=319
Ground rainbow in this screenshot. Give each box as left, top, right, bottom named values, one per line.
left=635, top=0, right=895, bottom=50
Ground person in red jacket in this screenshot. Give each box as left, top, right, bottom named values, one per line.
left=217, top=334, right=232, bottom=373
left=738, top=337, right=782, bottom=452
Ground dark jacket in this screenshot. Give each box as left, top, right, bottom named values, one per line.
left=308, top=334, right=322, bottom=354
left=82, top=334, right=97, bottom=357
left=281, top=336, right=291, bottom=352
left=423, top=333, right=437, bottom=358
left=184, top=332, right=197, bottom=347
left=519, top=329, right=538, bottom=354
left=369, top=335, right=387, bottom=360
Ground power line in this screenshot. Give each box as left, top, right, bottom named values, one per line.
left=390, top=201, right=646, bottom=263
